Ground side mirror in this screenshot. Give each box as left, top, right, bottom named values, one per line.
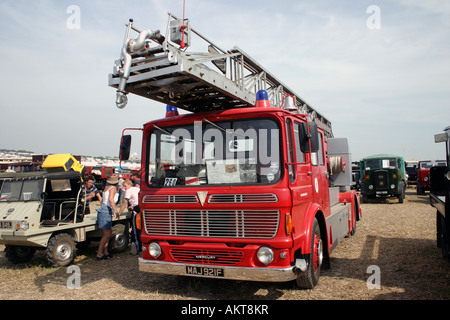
left=299, top=122, right=320, bottom=153
left=120, top=135, right=132, bottom=161
left=309, top=122, right=319, bottom=152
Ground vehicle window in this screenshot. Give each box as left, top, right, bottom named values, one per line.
left=147, top=118, right=281, bottom=186
left=285, top=119, right=296, bottom=182
left=0, top=179, right=44, bottom=202
left=313, top=132, right=325, bottom=166
left=50, top=179, right=72, bottom=192
left=365, top=159, right=397, bottom=170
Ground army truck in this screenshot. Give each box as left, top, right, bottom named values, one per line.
left=360, top=154, right=406, bottom=203
left=0, top=155, right=131, bottom=266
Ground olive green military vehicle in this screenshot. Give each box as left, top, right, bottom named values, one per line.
left=360, top=154, right=406, bottom=203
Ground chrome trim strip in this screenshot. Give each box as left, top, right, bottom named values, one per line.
left=138, top=258, right=297, bottom=282
left=208, top=193, right=278, bottom=203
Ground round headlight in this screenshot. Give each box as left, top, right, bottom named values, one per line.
left=257, top=247, right=274, bottom=266
left=149, top=242, right=161, bottom=258
left=390, top=184, right=395, bottom=189
left=424, top=176, right=428, bottom=181
left=18, top=221, right=29, bottom=231
left=369, top=185, right=373, bottom=190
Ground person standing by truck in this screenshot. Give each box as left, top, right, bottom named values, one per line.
left=96, top=176, right=120, bottom=260
left=118, top=179, right=141, bottom=254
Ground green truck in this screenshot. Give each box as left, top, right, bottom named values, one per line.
left=360, top=154, right=406, bottom=203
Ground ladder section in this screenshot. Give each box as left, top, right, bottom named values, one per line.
left=108, top=13, right=333, bottom=137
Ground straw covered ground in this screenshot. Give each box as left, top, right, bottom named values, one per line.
left=0, top=188, right=449, bottom=301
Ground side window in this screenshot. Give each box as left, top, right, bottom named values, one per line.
left=318, top=132, right=324, bottom=166
left=285, top=119, right=296, bottom=182
left=311, top=132, right=324, bottom=166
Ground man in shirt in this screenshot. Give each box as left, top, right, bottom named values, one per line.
left=130, top=172, right=140, bottom=187
left=82, top=176, right=102, bottom=214
left=118, top=179, right=141, bottom=254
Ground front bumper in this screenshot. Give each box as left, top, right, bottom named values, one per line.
left=138, top=258, right=297, bottom=282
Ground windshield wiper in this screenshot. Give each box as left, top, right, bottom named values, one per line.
left=203, top=118, right=233, bottom=134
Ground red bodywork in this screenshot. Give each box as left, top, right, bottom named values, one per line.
left=136, top=106, right=361, bottom=284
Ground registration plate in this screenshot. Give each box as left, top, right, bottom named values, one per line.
left=0, top=221, right=12, bottom=229
left=186, top=266, right=224, bottom=277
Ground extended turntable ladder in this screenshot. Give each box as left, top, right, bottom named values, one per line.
left=108, top=13, right=333, bottom=137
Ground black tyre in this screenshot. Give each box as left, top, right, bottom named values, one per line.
left=46, top=233, right=76, bottom=267
left=296, top=218, right=323, bottom=289
left=398, top=183, right=405, bottom=203
left=437, top=212, right=449, bottom=260
left=5, top=245, right=36, bottom=264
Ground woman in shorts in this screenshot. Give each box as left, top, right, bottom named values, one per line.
left=96, top=176, right=120, bottom=260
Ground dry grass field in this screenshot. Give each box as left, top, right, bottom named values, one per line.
left=0, top=189, right=449, bottom=301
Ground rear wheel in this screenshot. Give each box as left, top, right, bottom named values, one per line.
left=296, top=218, right=323, bottom=289
left=437, top=212, right=449, bottom=260
left=108, top=223, right=129, bottom=253
left=398, top=183, right=405, bottom=203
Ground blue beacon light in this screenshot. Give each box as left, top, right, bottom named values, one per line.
left=255, top=90, right=271, bottom=108
left=165, top=105, right=179, bottom=117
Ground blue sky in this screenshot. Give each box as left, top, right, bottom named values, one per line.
left=0, top=0, right=449, bottom=162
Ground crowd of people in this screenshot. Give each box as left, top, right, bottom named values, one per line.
left=81, top=172, right=142, bottom=261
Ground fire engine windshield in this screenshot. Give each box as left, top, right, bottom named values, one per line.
left=147, top=118, right=281, bottom=187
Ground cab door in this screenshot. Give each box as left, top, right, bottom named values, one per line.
left=285, top=118, right=313, bottom=231
left=308, top=131, right=328, bottom=212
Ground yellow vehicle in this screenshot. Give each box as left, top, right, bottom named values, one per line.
left=41, top=154, right=85, bottom=177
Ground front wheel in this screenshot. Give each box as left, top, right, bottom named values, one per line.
left=296, top=218, right=323, bottom=289
left=46, top=233, right=76, bottom=267
left=5, top=245, right=36, bottom=264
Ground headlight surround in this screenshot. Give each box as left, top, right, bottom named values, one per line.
left=257, top=247, right=274, bottom=266
left=148, top=242, right=162, bottom=258
left=17, top=220, right=29, bottom=231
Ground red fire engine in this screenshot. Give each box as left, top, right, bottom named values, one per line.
left=109, top=13, right=361, bottom=289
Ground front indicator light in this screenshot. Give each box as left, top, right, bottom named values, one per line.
left=257, top=247, right=274, bottom=266
left=286, top=213, right=292, bottom=234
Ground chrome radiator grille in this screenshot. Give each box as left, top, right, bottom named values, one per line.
left=169, top=248, right=244, bottom=265
left=143, top=209, right=280, bottom=239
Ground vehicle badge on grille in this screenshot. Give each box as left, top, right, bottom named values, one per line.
left=197, top=191, right=208, bottom=206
